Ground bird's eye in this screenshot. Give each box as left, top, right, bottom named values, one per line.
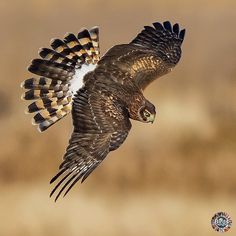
left=144, top=110, right=150, bottom=117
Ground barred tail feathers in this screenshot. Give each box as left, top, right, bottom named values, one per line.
left=89, top=27, right=100, bottom=63
left=21, top=76, right=72, bottom=132
left=21, top=26, right=100, bottom=132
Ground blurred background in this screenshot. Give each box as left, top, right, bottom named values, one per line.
left=0, top=0, right=236, bottom=235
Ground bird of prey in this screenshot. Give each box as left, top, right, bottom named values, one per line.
left=21, top=21, right=185, bottom=201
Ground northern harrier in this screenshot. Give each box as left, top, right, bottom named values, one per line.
left=21, top=21, right=185, bottom=201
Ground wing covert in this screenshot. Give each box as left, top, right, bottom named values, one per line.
left=130, top=21, right=185, bottom=89
left=98, top=21, right=185, bottom=90
left=50, top=88, right=131, bottom=201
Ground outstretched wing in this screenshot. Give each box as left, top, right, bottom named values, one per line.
left=98, top=21, right=185, bottom=90
left=50, top=88, right=131, bottom=201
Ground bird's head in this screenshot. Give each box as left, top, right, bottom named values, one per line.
left=138, top=100, right=156, bottom=123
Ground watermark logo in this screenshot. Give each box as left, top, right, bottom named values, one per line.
left=211, top=212, right=232, bottom=233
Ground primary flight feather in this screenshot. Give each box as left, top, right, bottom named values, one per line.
left=21, top=21, right=185, bottom=201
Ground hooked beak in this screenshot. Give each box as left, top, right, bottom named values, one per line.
left=149, top=114, right=156, bottom=124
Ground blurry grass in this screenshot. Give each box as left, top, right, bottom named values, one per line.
left=1, top=183, right=236, bottom=236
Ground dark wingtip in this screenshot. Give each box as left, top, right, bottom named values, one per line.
left=153, top=22, right=164, bottom=30
left=50, top=168, right=66, bottom=184
left=173, top=23, right=180, bottom=35
left=179, top=29, right=186, bottom=41
left=153, top=21, right=185, bottom=42
left=49, top=171, right=72, bottom=201
left=163, top=21, right=172, bottom=32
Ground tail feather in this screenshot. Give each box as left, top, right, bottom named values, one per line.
left=39, top=48, right=76, bottom=66
left=50, top=39, right=80, bottom=63
left=63, top=33, right=87, bottom=62
left=22, top=88, right=69, bottom=100
left=22, top=26, right=100, bottom=132
left=37, top=107, right=69, bottom=132
left=21, top=77, right=67, bottom=90
left=89, top=27, right=100, bottom=63
left=37, top=107, right=69, bottom=131
left=27, top=97, right=71, bottom=113
left=77, top=28, right=94, bottom=63
left=32, top=103, right=72, bottom=132
left=28, top=59, right=75, bottom=80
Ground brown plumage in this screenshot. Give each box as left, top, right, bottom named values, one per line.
left=21, top=21, right=185, bottom=201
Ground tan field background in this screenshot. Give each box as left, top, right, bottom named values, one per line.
left=0, top=0, right=236, bottom=235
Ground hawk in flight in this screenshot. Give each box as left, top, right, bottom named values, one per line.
left=21, top=21, right=185, bottom=201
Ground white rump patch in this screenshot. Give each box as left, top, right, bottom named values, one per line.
left=70, top=64, right=96, bottom=96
